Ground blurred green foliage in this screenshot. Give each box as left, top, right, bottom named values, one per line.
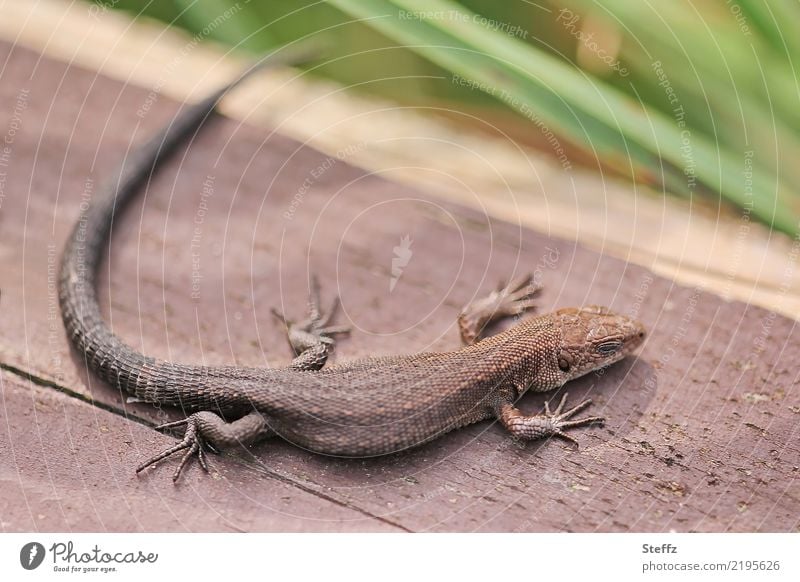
left=96, top=0, right=800, bottom=235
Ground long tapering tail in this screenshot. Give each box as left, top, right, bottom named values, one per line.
left=59, top=42, right=321, bottom=398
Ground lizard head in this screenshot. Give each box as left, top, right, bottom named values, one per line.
left=550, top=305, right=645, bottom=383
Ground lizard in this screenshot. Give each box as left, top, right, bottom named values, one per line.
left=58, top=48, right=647, bottom=482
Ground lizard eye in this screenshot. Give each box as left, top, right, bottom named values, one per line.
left=596, top=340, right=623, bottom=356
left=558, top=357, right=571, bottom=372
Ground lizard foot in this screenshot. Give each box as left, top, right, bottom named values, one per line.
left=540, top=392, right=605, bottom=446
left=136, top=411, right=273, bottom=482
left=458, top=273, right=542, bottom=344
left=272, top=275, right=350, bottom=370
left=136, top=414, right=210, bottom=483
left=498, top=392, right=605, bottom=446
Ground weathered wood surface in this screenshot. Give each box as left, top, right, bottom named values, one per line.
left=0, top=42, right=798, bottom=532
left=0, top=371, right=393, bottom=532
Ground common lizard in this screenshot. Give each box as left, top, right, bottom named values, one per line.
left=59, top=49, right=646, bottom=482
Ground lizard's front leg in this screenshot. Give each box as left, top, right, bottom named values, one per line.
left=458, top=273, right=541, bottom=344
left=494, top=392, right=604, bottom=445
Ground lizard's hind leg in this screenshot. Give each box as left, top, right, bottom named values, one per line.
left=271, top=275, right=350, bottom=370
left=136, top=411, right=274, bottom=482
left=140, top=276, right=349, bottom=482
left=458, top=273, right=542, bottom=345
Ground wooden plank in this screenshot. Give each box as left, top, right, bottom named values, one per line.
left=0, top=41, right=798, bottom=532
left=0, top=371, right=397, bottom=532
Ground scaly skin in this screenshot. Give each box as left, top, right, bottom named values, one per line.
left=59, top=56, right=646, bottom=481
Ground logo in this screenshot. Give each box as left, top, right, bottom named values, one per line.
left=20, top=542, right=46, bottom=570
left=390, top=235, right=413, bottom=292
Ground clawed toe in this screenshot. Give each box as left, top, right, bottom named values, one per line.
left=544, top=393, right=605, bottom=447
left=459, top=273, right=542, bottom=344
left=275, top=277, right=350, bottom=344
left=274, top=276, right=351, bottom=370
left=307, top=275, right=347, bottom=331
left=502, top=273, right=541, bottom=298
left=498, top=275, right=542, bottom=313
left=137, top=414, right=209, bottom=482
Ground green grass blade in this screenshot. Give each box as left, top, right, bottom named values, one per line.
left=328, top=0, right=799, bottom=234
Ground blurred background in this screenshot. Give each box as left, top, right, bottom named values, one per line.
left=94, top=0, right=800, bottom=236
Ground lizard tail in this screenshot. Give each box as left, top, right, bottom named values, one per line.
left=58, top=42, right=321, bottom=402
